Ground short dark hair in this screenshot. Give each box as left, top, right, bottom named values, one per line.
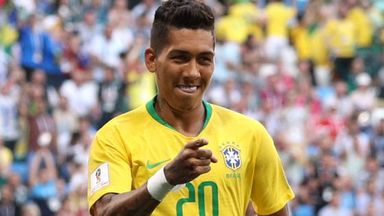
left=150, top=0, right=215, bottom=54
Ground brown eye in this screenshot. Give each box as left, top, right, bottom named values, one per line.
left=199, top=56, right=213, bottom=65
left=171, top=55, right=189, bottom=63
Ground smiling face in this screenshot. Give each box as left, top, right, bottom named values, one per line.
left=145, top=28, right=215, bottom=111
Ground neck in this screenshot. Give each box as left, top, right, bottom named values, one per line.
left=155, top=97, right=205, bottom=137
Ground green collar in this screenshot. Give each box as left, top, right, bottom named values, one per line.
left=146, top=96, right=212, bottom=131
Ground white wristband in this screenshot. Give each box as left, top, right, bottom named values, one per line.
left=147, top=167, right=175, bottom=201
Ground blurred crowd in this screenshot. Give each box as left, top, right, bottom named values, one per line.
left=0, top=0, right=383, bottom=215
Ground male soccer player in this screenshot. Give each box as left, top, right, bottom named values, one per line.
left=87, top=0, right=294, bottom=215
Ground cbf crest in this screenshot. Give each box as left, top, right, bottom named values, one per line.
left=220, top=142, right=241, bottom=171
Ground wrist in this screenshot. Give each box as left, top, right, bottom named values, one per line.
left=163, top=164, right=175, bottom=185
left=146, top=167, right=175, bottom=201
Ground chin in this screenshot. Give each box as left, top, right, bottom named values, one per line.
left=174, top=95, right=203, bottom=110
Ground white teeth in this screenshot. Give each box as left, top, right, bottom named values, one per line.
left=180, top=86, right=197, bottom=90
left=179, top=85, right=197, bottom=93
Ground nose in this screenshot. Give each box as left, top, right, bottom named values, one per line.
left=184, top=59, right=200, bottom=79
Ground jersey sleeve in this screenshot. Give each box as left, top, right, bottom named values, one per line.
left=250, top=124, right=295, bottom=215
left=87, top=125, right=132, bottom=209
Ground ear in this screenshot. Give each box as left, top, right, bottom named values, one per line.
left=145, top=48, right=156, bottom=73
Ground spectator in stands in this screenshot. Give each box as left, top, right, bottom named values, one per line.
left=97, top=65, right=126, bottom=128
left=27, top=100, right=57, bottom=153
left=53, top=95, right=78, bottom=163
left=0, top=184, right=21, bottom=216
left=131, top=0, right=158, bottom=31
left=0, top=78, right=20, bottom=154
left=88, top=23, right=127, bottom=77
left=7, top=172, right=28, bottom=208
left=211, top=37, right=241, bottom=84
left=206, top=78, right=241, bottom=108
left=324, top=2, right=356, bottom=82
left=371, top=119, right=384, bottom=167
left=28, top=69, right=57, bottom=109
left=18, top=14, right=42, bottom=81
left=76, top=9, right=103, bottom=49
left=0, top=137, right=12, bottom=185
left=55, top=0, right=82, bottom=25
left=318, top=190, right=353, bottom=216
left=263, top=0, right=296, bottom=61
left=330, top=80, right=354, bottom=118
left=350, top=73, right=376, bottom=112
left=60, top=68, right=98, bottom=117
left=235, top=80, right=259, bottom=117
left=292, top=179, right=316, bottom=216
left=347, top=0, right=374, bottom=65
left=241, top=34, right=266, bottom=75
left=28, top=145, right=59, bottom=215
left=108, top=0, right=132, bottom=28
left=61, top=30, right=89, bottom=75
left=124, top=34, right=156, bottom=110
left=21, top=202, right=41, bottom=216
left=40, top=16, right=65, bottom=89
left=82, top=0, right=109, bottom=24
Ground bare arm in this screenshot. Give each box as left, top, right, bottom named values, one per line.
left=28, top=151, right=43, bottom=187
left=40, top=148, right=57, bottom=180
left=90, top=185, right=159, bottom=216
left=90, top=139, right=217, bottom=216
left=246, top=201, right=256, bottom=216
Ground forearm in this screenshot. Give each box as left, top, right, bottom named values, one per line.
left=41, top=151, right=57, bottom=178
left=246, top=201, right=256, bottom=216
left=90, top=139, right=217, bottom=215
left=91, top=183, right=160, bottom=216
left=29, top=153, right=42, bottom=186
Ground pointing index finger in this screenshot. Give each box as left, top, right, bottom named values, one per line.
left=184, top=139, right=208, bottom=150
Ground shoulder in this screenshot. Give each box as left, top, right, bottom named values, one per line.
left=210, top=104, right=267, bottom=133
left=211, top=104, right=258, bottom=122
left=91, top=105, right=150, bottom=153
left=98, top=105, right=149, bottom=135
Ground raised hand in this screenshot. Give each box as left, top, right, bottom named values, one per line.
left=164, top=139, right=218, bottom=185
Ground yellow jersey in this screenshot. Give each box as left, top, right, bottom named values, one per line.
left=309, top=26, right=329, bottom=66
left=324, top=18, right=355, bottom=58
left=216, top=15, right=250, bottom=43
left=216, top=2, right=264, bottom=43
left=347, top=7, right=373, bottom=48
left=0, top=147, right=13, bottom=169
left=229, top=2, right=264, bottom=41
left=126, top=71, right=156, bottom=110
left=291, top=25, right=311, bottom=60
left=0, top=24, right=18, bottom=47
left=88, top=98, right=294, bottom=215
left=291, top=24, right=329, bottom=66
left=265, top=2, right=295, bottom=38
